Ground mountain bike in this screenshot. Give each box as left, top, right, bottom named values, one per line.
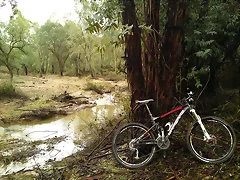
left=112, top=91, right=236, bottom=169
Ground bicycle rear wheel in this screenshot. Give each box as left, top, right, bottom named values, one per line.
left=112, top=123, right=156, bottom=169
left=187, top=116, right=236, bottom=164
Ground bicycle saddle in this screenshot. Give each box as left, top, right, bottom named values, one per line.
left=135, top=99, right=154, bottom=104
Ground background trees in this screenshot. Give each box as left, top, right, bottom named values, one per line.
left=37, top=21, right=70, bottom=76
left=0, top=11, right=30, bottom=79
left=0, top=11, right=124, bottom=78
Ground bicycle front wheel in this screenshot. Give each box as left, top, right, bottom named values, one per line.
left=187, top=116, right=236, bottom=164
left=112, top=123, right=156, bottom=169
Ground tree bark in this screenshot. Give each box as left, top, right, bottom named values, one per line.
left=158, top=0, right=187, bottom=114
left=6, top=63, right=13, bottom=80
left=121, top=0, right=187, bottom=123
left=57, top=57, right=64, bottom=76
left=51, top=64, right=55, bottom=74
left=122, top=0, right=146, bottom=122
left=75, top=55, right=80, bottom=77
left=142, top=0, right=161, bottom=115
left=0, top=57, right=14, bottom=80
left=22, top=64, right=28, bottom=75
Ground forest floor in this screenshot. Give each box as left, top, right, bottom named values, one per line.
left=0, top=73, right=239, bottom=180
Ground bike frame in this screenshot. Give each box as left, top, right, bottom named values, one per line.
left=143, top=103, right=212, bottom=141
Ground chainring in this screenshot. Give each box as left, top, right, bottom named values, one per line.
left=157, top=137, right=170, bottom=150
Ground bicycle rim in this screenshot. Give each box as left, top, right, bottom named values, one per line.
left=187, top=117, right=236, bottom=163
left=112, top=123, right=156, bottom=169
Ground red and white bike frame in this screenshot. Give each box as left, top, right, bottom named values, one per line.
left=145, top=103, right=212, bottom=141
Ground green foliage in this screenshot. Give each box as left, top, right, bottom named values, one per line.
left=0, top=3, right=124, bottom=78
left=0, top=11, right=31, bottom=78
left=187, top=66, right=210, bottom=88
left=184, top=0, right=240, bottom=94
left=0, top=82, right=15, bottom=97
left=195, top=49, right=212, bottom=59
left=36, top=20, right=71, bottom=75
left=78, top=0, right=122, bottom=33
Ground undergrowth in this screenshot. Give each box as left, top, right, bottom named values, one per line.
left=84, top=82, right=104, bottom=94
left=0, top=81, right=25, bottom=98
left=100, top=72, right=125, bottom=81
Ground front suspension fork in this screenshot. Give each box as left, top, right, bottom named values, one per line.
left=190, top=109, right=212, bottom=141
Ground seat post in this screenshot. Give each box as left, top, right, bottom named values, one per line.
left=145, top=104, right=153, bottom=118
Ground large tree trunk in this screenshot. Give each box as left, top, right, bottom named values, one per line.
left=159, top=0, right=187, bottom=113
left=121, top=0, right=186, bottom=123
left=122, top=0, right=145, bottom=121
left=142, top=0, right=161, bottom=115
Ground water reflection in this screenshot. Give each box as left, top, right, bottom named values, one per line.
left=0, top=94, right=120, bottom=176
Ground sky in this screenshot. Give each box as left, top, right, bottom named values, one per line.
left=0, top=0, right=79, bottom=25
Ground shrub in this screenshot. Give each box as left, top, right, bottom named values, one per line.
left=84, top=82, right=104, bottom=94
left=0, top=82, right=23, bottom=98
left=102, top=72, right=125, bottom=81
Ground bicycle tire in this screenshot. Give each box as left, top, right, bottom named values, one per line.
left=186, top=116, right=236, bottom=164
left=112, top=123, right=156, bottom=169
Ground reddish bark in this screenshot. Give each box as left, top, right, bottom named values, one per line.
left=122, top=0, right=187, bottom=122
left=142, top=0, right=161, bottom=115
left=122, top=0, right=145, bottom=108
left=159, top=0, right=186, bottom=113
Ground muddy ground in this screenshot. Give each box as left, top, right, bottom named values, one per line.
left=0, top=73, right=127, bottom=124
left=0, top=73, right=239, bottom=180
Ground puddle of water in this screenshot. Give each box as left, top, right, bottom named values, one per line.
left=95, top=94, right=115, bottom=105
left=0, top=139, right=84, bottom=175
left=0, top=94, right=120, bottom=176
